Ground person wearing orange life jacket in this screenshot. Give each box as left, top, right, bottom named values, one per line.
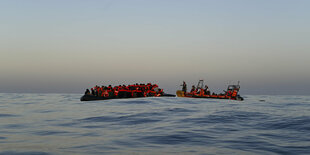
left=134, top=83, right=140, bottom=91
left=136, top=87, right=144, bottom=97
left=118, top=86, right=126, bottom=98
left=126, top=85, right=131, bottom=91
left=231, top=89, right=238, bottom=97
left=149, top=90, right=156, bottom=96
left=146, top=83, right=152, bottom=91
left=148, top=89, right=156, bottom=97
left=156, top=88, right=164, bottom=96
left=198, top=88, right=204, bottom=96
left=153, top=85, right=159, bottom=92
left=142, top=84, right=148, bottom=97
left=146, top=84, right=156, bottom=97
left=130, top=85, right=136, bottom=97
left=98, top=86, right=101, bottom=96
left=100, top=87, right=107, bottom=97
left=119, top=85, right=130, bottom=98
left=107, top=88, right=114, bottom=97
left=227, top=90, right=232, bottom=96
left=113, top=86, right=119, bottom=97
left=98, top=86, right=103, bottom=96
left=126, top=87, right=132, bottom=98
left=140, top=84, right=146, bottom=92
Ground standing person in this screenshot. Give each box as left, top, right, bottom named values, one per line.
left=181, top=81, right=187, bottom=92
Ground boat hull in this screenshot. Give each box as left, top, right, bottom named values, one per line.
left=80, top=94, right=176, bottom=101
left=176, top=90, right=244, bottom=101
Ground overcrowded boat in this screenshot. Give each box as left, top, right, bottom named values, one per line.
left=176, top=80, right=244, bottom=101
left=81, top=83, right=175, bottom=101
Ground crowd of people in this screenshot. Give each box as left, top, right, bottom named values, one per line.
left=181, top=81, right=211, bottom=96
left=190, top=85, right=211, bottom=95
left=181, top=81, right=238, bottom=97
left=84, top=83, right=164, bottom=98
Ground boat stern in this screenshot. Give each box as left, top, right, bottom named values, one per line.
left=176, top=90, right=185, bottom=97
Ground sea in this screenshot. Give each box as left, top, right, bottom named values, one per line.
left=0, top=93, right=309, bottom=155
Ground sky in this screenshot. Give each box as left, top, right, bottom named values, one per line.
left=1, top=0, right=309, bottom=95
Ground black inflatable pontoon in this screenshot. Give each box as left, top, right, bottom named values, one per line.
left=80, top=94, right=176, bottom=101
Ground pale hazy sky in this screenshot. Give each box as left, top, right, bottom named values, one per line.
left=1, top=0, right=309, bottom=95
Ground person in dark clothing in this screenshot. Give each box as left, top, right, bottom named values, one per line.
left=91, top=88, right=95, bottom=96
left=85, top=89, right=90, bottom=95
left=181, top=81, right=187, bottom=92
left=191, top=85, right=196, bottom=93
left=204, top=85, right=210, bottom=95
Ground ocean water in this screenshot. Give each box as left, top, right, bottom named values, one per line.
left=0, top=94, right=309, bottom=155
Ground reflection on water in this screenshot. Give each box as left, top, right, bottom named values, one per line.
left=0, top=94, right=310, bottom=154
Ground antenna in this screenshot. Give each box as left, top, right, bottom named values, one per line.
left=197, top=79, right=204, bottom=89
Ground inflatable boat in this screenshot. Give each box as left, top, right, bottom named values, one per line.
left=176, top=80, right=244, bottom=101
left=80, top=93, right=176, bottom=101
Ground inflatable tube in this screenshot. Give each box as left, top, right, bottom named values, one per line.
left=81, top=93, right=176, bottom=101
left=161, top=93, right=176, bottom=97
left=176, top=90, right=243, bottom=101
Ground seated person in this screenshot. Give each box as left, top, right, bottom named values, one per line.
left=85, top=89, right=90, bottom=95
left=190, top=85, right=196, bottom=93
left=204, top=85, right=210, bottom=95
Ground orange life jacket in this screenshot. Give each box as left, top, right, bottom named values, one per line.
left=232, top=90, right=238, bottom=97
left=114, top=89, right=119, bottom=96
left=103, top=90, right=109, bottom=97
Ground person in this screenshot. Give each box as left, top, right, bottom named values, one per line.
left=93, top=88, right=97, bottom=96
left=103, top=88, right=109, bottom=97
left=227, top=90, right=232, bottom=96
left=181, top=81, right=187, bottom=92
left=190, top=85, right=196, bottom=93
left=91, top=88, right=95, bottom=96
left=84, top=89, right=90, bottom=95
left=157, top=88, right=164, bottom=96
left=204, top=85, right=210, bottom=95
left=108, top=85, right=112, bottom=90
left=98, top=87, right=102, bottom=96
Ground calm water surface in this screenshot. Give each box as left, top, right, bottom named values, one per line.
left=0, top=93, right=310, bottom=155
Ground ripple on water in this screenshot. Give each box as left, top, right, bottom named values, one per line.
left=79, top=112, right=165, bottom=126
left=224, top=135, right=290, bottom=154
left=259, top=116, right=310, bottom=131
left=4, top=124, right=28, bottom=129
left=79, top=115, right=161, bottom=126
left=0, top=114, right=19, bottom=118
left=165, top=107, right=197, bottom=113
left=118, top=99, right=151, bottom=104
left=137, top=131, right=215, bottom=145
left=0, top=151, right=50, bottom=155
left=32, top=130, right=71, bottom=136
left=181, top=111, right=269, bottom=125
left=0, top=137, right=7, bottom=140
